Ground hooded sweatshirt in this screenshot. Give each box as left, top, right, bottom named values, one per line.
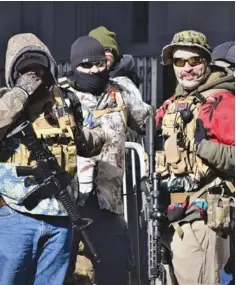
left=0, top=34, right=68, bottom=216
left=154, top=66, right=235, bottom=225
left=110, top=54, right=140, bottom=88
left=5, top=33, right=57, bottom=89
left=0, top=33, right=105, bottom=216
left=195, top=68, right=235, bottom=177
left=0, top=33, right=57, bottom=139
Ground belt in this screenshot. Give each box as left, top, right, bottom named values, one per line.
left=170, top=179, right=225, bottom=204
left=170, top=191, right=207, bottom=204
left=0, top=196, right=6, bottom=207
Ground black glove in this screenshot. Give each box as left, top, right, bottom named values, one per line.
left=194, top=119, right=207, bottom=145
left=15, top=72, right=42, bottom=96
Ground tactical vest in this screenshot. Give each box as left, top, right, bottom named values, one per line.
left=2, top=87, right=77, bottom=176
left=156, top=89, right=235, bottom=236
left=58, top=77, right=128, bottom=131
left=155, top=89, right=227, bottom=192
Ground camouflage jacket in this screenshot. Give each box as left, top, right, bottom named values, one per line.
left=74, top=76, right=151, bottom=214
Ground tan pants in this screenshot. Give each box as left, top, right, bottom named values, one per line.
left=157, top=221, right=230, bottom=285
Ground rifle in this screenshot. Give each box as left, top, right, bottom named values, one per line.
left=140, top=111, right=169, bottom=285
left=7, top=120, right=100, bottom=263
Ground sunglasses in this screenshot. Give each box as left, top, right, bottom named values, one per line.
left=173, top=56, right=204, bottom=67
left=80, top=60, right=106, bottom=69
left=104, top=48, right=113, bottom=53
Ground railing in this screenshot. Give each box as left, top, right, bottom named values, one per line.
left=122, top=142, right=149, bottom=285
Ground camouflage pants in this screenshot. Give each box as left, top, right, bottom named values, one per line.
left=66, top=194, right=133, bottom=285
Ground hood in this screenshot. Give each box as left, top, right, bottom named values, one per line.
left=5, top=33, right=58, bottom=88
left=175, top=66, right=235, bottom=97
left=212, top=41, right=235, bottom=64
left=109, top=54, right=140, bottom=87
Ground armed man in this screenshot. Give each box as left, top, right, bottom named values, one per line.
left=59, top=35, right=151, bottom=285
left=0, top=33, right=106, bottom=285
left=153, top=30, right=235, bottom=285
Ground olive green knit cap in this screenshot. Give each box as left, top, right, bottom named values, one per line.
left=89, top=26, right=119, bottom=58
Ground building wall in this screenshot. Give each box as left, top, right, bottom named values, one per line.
left=0, top=0, right=234, bottom=95
left=0, top=1, right=234, bottom=67
left=145, top=1, right=235, bottom=56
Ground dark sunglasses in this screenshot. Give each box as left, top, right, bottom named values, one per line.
left=173, top=56, right=204, bottom=67
left=80, top=60, right=106, bottom=69
left=104, top=48, right=113, bottom=53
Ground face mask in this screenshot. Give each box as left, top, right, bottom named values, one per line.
left=71, top=69, right=109, bottom=95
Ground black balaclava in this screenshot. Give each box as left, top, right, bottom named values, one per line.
left=70, top=69, right=109, bottom=95
left=70, top=36, right=109, bottom=95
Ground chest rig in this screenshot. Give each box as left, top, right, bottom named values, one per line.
left=155, top=89, right=235, bottom=236
left=3, top=87, right=77, bottom=176
left=155, top=89, right=225, bottom=190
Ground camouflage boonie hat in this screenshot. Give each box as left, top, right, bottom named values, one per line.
left=161, top=30, right=212, bottom=65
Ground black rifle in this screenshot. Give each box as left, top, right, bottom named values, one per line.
left=140, top=111, right=169, bottom=285
left=7, top=120, right=100, bottom=263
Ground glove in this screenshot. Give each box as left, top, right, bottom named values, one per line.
left=194, top=119, right=207, bottom=146
left=15, top=72, right=42, bottom=96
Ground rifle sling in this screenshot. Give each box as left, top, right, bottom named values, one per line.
left=168, top=260, right=179, bottom=285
